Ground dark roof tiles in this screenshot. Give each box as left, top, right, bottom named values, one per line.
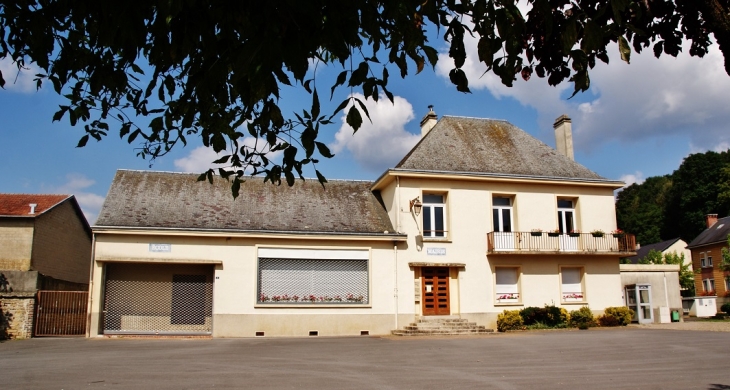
left=687, top=216, right=730, bottom=248
left=395, top=116, right=607, bottom=180
left=96, top=170, right=396, bottom=235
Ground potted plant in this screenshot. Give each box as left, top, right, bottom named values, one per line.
left=612, top=228, right=625, bottom=237
left=530, top=229, right=543, bottom=237
left=591, top=229, right=605, bottom=238
left=568, top=230, right=581, bottom=237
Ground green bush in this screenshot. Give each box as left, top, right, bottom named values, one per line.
left=519, top=305, right=569, bottom=327
left=569, top=306, right=597, bottom=328
left=497, top=310, right=524, bottom=332
left=599, top=306, right=634, bottom=326
left=721, top=302, right=730, bottom=314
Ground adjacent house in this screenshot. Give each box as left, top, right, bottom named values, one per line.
left=88, top=112, right=636, bottom=337
left=0, top=194, right=92, bottom=338
left=687, top=214, right=730, bottom=301
left=623, top=238, right=691, bottom=268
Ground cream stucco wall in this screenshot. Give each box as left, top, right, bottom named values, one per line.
left=90, top=232, right=410, bottom=337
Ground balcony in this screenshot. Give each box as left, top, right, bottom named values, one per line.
left=487, top=232, right=636, bottom=255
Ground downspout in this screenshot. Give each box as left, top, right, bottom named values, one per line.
left=86, top=232, right=96, bottom=337
left=394, top=241, right=399, bottom=331
left=396, top=176, right=401, bottom=233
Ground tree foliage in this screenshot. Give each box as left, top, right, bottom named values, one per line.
left=616, top=150, right=730, bottom=243
left=1, top=1, right=729, bottom=195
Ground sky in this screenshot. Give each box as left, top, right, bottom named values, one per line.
left=1, top=25, right=730, bottom=225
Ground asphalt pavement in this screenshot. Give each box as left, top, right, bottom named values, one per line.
left=1, top=327, right=728, bottom=389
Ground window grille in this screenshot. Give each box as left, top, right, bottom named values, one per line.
left=258, top=258, right=368, bottom=304
left=103, top=275, right=213, bottom=334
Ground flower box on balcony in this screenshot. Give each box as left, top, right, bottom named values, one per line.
left=548, top=232, right=560, bottom=237
left=568, top=233, right=580, bottom=237
left=613, top=233, right=625, bottom=238
left=591, top=232, right=604, bottom=238
left=531, top=231, right=543, bottom=237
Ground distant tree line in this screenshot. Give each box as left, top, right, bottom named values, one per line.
left=616, top=150, right=730, bottom=245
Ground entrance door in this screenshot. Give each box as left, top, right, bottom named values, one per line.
left=422, top=267, right=450, bottom=316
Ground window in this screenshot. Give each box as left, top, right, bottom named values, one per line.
left=561, top=267, right=585, bottom=302
left=423, top=194, right=447, bottom=238
left=700, top=252, right=706, bottom=267
left=492, top=196, right=514, bottom=250
left=557, top=199, right=576, bottom=234
left=492, top=197, right=513, bottom=232
left=703, top=278, right=715, bottom=293
left=257, top=249, right=369, bottom=304
left=707, top=252, right=713, bottom=267
left=495, top=267, right=520, bottom=303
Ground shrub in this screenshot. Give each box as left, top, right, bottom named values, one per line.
left=721, top=303, right=730, bottom=314
left=569, top=306, right=596, bottom=328
left=598, top=315, right=621, bottom=327
left=520, top=305, right=569, bottom=327
left=600, top=306, right=634, bottom=326
left=497, top=310, right=524, bottom=332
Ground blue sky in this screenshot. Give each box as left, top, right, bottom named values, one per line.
left=1, top=31, right=729, bottom=224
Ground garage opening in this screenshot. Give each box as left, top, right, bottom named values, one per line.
left=102, top=263, right=214, bottom=335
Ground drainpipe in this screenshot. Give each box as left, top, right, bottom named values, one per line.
left=86, top=233, right=96, bottom=337
left=396, top=176, right=401, bottom=233
left=394, top=241, right=399, bottom=331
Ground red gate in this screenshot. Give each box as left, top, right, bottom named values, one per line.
left=34, top=291, right=88, bottom=336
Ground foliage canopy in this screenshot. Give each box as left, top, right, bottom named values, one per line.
left=1, top=1, right=729, bottom=195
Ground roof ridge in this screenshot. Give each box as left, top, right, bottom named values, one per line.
left=116, top=169, right=373, bottom=183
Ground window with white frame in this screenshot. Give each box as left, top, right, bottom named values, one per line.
left=561, top=267, right=585, bottom=302
left=423, top=193, right=447, bottom=238
left=495, top=267, right=520, bottom=303
left=707, top=252, right=713, bottom=267
left=700, top=252, right=706, bottom=267
left=557, top=199, right=576, bottom=234
left=702, top=278, right=715, bottom=293
left=257, top=248, right=369, bottom=304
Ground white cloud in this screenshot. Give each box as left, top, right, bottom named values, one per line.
left=434, top=30, right=730, bottom=154
left=0, top=55, right=43, bottom=93
left=330, top=93, right=421, bottom=173
left=174, top=137, right=283, bottom=174
left=50, top=174, right=106, bottom=224
left=619, top=171, right=645, bottom=187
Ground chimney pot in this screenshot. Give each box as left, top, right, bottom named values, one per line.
left=553, top=114, right=574, bottom=161
left=29, top=203, right=37, bottom=214
left=420, top=106, right=438, bottom=137
left=706, top=214, right=718, bottom=228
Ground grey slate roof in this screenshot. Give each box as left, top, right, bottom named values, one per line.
left=623, top=238, right=682, bottom=264
left=95, top=170, right=397, bottom=235
left=687, top=216, right=730, bottom=248
left=395, top=116, right=608, bottom=181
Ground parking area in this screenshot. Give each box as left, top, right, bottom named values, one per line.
left=1, top=327, right=728, bottom=389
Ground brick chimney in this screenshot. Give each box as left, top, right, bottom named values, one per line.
left=420, top=105, right=438, bottom=137
left=706, top=214, right=718, bottom=228
left=553, top=114, right=574, bottom=161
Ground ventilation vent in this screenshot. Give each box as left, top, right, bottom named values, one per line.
left=255, top=331, right=265, bottom=337
left=360, top=330, right=369, bottom=336
left=309, top=331, right=318, bottom=336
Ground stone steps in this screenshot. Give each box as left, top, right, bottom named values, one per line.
left=391, top=317, right=495, bottom=336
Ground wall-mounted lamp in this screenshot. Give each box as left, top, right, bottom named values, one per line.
left=409, top=197, right=422, bottom=216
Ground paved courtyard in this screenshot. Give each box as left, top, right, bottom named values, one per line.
left=1, top=326, right=729, bottom=389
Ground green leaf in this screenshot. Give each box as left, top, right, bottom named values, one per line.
left=212, top=155, right=231, bottom=164
left=315, top=141, right=334, bottom=158
left=231, top=177, right=241, bottom=199
left=330, top=71, right=347, bottom=99
left=311, top=89, right=320, bottom=119
left=354, top=98, right=371, bottom=123
left=76, top=135, right=89, bottom=148
left=448, top=68, right=471, bottom=93
left=284, top=170, right=295, bottom=186
left=346, top=105, right=363, bottom=132
left=315, top=169, right=328, bottom=189
left=197, top=172, right=207, bottom=182
left=562, top=19, right=577, bottom=53
left=618, top=36, right=631, bottom=64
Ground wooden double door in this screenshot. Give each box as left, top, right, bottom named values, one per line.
left=421, top=267, right=450, bottom=316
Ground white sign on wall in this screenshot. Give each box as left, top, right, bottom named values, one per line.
left=149, top=243, right=171, bottom=252
left=426, top=247, right=446, bottom=256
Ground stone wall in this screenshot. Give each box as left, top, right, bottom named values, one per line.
left=0, top=293, right=35, bottom=339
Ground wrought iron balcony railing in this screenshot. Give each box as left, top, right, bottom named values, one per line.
left=487, top=231, right=636, bottom=254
